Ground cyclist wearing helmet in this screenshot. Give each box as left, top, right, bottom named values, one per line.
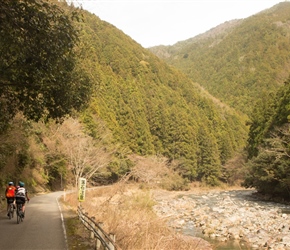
left=15, top=181, right=30, bottom=217
left=5, top=182, right=16, bottom=216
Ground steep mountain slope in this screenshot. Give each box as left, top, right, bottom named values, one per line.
left=149, top=2, right=290, bottom=116
left=75, top=9, right=248, bottom=184
left=0, top=2, right=248, bottom=188
left=243, top=77, right=290, bottom=198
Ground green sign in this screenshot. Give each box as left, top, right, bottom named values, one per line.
left=78, top=177, right=86, bottom=202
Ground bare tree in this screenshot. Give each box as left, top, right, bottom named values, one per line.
left=43, top=117, right=112, bottom=187
left=265, top=123, right=290, bottom=159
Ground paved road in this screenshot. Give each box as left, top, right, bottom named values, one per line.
left=0, top=192, right=67, bottom=250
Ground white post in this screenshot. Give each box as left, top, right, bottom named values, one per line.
left=109, top=234, right=116, bottom=250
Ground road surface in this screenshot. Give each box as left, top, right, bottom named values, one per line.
left=0, top=192, right=67, bottom=250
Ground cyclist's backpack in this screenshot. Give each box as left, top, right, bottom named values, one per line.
left=6, top=186, right=15, bottom=198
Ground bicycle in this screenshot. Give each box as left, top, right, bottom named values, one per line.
left=7, top=202, right=14, bottom=220
left=16, top=203, right=24, bottom=224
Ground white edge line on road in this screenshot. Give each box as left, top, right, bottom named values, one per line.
left=56, top=196, right=68, bottom=250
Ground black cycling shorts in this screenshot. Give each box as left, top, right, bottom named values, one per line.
left=16, top=197, right=26, bottom=204
left=6, top=197, right=15, bottom=204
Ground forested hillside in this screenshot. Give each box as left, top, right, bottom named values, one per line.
left=76, top=10, right=248, bottom=185
left=149, top=1, right=290, bottom=199
left=150, top=2, right=290, bottom=116
left=0, top=1, right=248, bottom=190
left=243, top=78, right=290, bottom=198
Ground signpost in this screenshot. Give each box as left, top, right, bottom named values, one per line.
left=78, top=177, right=86, bottom=202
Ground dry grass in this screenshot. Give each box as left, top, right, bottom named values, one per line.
left=61, top=154, right=247, bottom=250
left=64, top=183, right=213, bottom=250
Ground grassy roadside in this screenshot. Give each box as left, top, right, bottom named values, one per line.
left=58, top=155, right=246, bottom=249
left=60, top=183, right=214, bottom=250
left=60, top=197, right=95, bottom=250
left=65, top=216, right=94, bottom=250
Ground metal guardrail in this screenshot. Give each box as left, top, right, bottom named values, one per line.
left=77, top=205, right=117, bottom=250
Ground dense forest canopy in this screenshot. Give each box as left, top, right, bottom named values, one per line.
left=243, top=79, right=290, bottom=198
left=149, top=2, right=290, bottom=198
left=0, top=0, right=92, bottom=130
left=76, top=10, right=248, bottom=186
left=150, top=2, right=290, bottom=116
left=2, top=0, right=289, bottom=200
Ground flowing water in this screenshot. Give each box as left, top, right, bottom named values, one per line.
left=183, top=228, right=252, bottom=249
left=176, top=190, right=290, bottom=250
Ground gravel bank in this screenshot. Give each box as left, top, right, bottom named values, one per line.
left=153, top=189, right=290, bottom=250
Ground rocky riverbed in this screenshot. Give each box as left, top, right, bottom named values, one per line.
left=153, top=189, right=290, bottom=250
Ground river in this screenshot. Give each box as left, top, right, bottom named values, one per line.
left=153, top=189, right=290, bottom=250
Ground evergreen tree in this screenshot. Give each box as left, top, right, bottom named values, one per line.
left=243, top=78, right=290, bottom=198
left=0, top=0, right=92, bottom=126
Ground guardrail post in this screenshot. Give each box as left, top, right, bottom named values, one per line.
left=77, top=206, right=117, bottom=250
left=96, top=222, right=103, bottom=250
left=95, top=238, right=101, bottom=250
left=108, top=234, right=115, bottom=250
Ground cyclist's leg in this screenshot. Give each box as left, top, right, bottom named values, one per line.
left=16, top=203, right=21, bottom=223
left=13, top=197, right=16, bottom=209
left=21, top=198, right=26, bottom=216
left=6, top=198, right=9, bottom=213
left=20, top=198, right=24, bottom=212
left=16, top=198, right=21, bottom=213
left=6, top=198, right=13, bottom=215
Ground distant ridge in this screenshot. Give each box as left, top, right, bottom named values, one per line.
left=149, top=2, right=290, bottom=116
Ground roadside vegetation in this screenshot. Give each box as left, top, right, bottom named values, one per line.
left=62, top=182, right=213, bottom=250
left=61, top=156, right=243, bottom=250
left=0, top=0, right=289, bottom=237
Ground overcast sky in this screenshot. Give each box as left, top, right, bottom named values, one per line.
left=75, top=0, right=283, bottom=48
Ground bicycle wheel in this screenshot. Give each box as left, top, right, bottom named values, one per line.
left=16, top=210, right=20, bottom=224
left=16, top=205, right=22, bottom=224
left=8, top=204, right=13, bottom=220
left=11, top=203, right=14, bottom=218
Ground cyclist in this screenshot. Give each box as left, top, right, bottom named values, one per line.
left=15, top=181, right=30, bottom=217
left=5, top=182, right=16, bottom=217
